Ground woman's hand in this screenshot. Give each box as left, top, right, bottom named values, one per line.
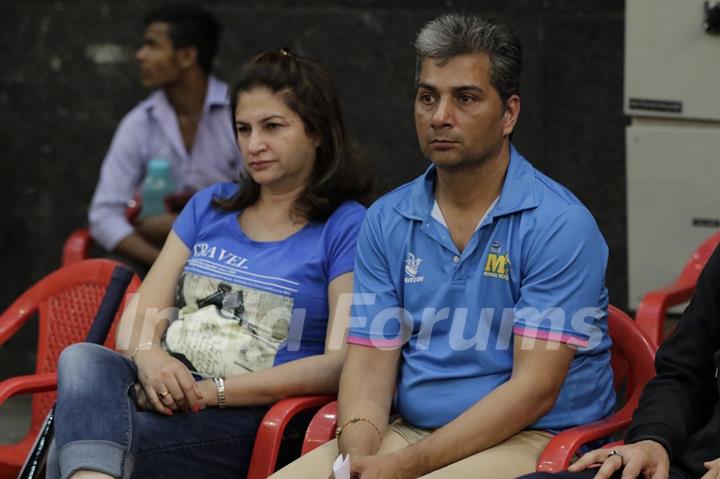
left=134, top=383, right=154, bottom=411
left=134, top=347, right=203, bottom=415
left=135, top=379, right=217, bottom=412
left=701, top=458, right=720, bottom=479
left=568, top=440, right=670, bottom=479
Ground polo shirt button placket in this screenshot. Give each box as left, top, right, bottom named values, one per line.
left=452, top=255, right=461, bottom=264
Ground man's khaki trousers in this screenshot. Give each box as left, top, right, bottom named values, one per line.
left=269, top=419, right=553, bottom=479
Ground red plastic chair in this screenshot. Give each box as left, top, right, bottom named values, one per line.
left=0, top=259, right=141, bottom=478
left=61, top=228, right=93, bottom=266
left=0, top=257, right=331, bottom=479
left=299, top=306, right=657, bottom=474
left=302, top=399, right=340, bottom=456
left=537, top=306, right=656, bottom=472
left=635, top=231, right=720, bottom=347
left=62, top=199, right=143, bottom=266
left=62, top=193, right=193, bottom=267
left=246, top=395, right=336, bottom=479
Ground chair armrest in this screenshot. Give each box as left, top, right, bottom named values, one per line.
left=536, top=414, right=632, bottom=473
left=0, top=373, right=57, bottom=407
left=62, top=228, right=92, bottom=267
left=535, top=383, right=643, bottom=476
left=635, top=282, right=695, bottom=346
left=302, top=400, right=338, bottom=455
left=246, top=395, right=335, bottom=479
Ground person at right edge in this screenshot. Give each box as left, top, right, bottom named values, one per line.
left=520, top=243, right=720, bottom=479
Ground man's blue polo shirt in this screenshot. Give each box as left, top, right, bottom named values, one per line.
left=347, top=145, right=615, bottom=430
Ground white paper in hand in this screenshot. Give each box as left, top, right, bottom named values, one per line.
left=332, top=454, right=351, bottom=479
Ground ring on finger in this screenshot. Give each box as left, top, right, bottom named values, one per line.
left=157, top=390, right=170, bottom=400
left=607, top=450, right=623, bottom=460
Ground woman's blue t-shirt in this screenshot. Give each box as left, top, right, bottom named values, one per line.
left=164, top=182, right=365, bottom=378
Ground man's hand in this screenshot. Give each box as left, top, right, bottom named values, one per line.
left=114, top=232, right=161, bottom=266
left=567, top=440, right=670, bottom=479
left=701, top=458, right=720, bottom=479
left=136, top=212, right=176, bottom=245
left=343, top=454, right=418, bottom=479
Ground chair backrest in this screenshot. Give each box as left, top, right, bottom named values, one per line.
left=607, top=305, right=656, bottom=423
left=0, top=259, right=141, bottom=436
left=677, top=231, right=720, bottom=286
left=61, top=201, right=142, bottom=267
left=635, top=231, right=720, bottom=346
left=61, top=228, right=92, bottom=267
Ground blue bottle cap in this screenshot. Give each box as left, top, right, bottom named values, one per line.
left=148, top=158, right=170, bottom=174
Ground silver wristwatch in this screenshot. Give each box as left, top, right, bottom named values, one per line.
left=213, top=377, right=226, bottom=409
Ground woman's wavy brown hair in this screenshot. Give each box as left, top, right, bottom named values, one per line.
left=213, top=49, right=372, bottom=222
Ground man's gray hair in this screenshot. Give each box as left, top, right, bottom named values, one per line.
left=414, top=13, right=522, bottom=103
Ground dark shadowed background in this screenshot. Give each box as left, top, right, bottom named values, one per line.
left=0, top=0, right=627, bottom=373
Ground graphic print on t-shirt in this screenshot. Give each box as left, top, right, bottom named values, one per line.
left=164, top=271, right=293, bottom=378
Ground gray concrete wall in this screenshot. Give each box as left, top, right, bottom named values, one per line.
left=0, top=0, right=626, bottom=370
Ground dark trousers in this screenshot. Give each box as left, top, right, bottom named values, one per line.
left=519, top=465, right=696, bottom=479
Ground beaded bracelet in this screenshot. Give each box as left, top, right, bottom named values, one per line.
left=335, top=416, right=381, bottom=440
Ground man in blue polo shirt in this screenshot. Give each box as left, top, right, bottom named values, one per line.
left=268, top=13, right=614, bottom=479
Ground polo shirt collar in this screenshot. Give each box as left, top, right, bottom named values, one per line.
left=394, top=144, right=539, bottom=222
left=492, top=144, right=539, bottom=217
left=144, top=75, right=229, bottom=117
left=205, top=75, right=230, bottom=109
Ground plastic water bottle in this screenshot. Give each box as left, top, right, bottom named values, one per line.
left=139, top=158, right=175, bottom=219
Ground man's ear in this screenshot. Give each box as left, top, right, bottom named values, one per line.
left=175, top=46, right=198, bottom=70
left=502, top=95, right=521, bottom=137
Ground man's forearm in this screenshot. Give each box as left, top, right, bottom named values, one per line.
left=337, top=346, right=399, bottom=457
left=114, top=232, right=161, bottom=266
left=135, top=213, right=176, bottom=245
left=394, top=376, right=558, bottom=476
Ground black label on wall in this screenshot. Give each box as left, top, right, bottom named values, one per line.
left=629, top=98, right=683, bottom=113
left=692, top=218, right=720, bottom=228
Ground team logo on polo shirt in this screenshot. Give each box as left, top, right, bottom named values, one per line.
left=483, top=241, right=510, bottom=281
left=404, top=252, right=425, bottom=283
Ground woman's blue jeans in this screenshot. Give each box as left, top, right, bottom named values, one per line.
left=47, top=343, right=268, bottom=479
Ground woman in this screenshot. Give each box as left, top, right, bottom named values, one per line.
left=49, top=49, right=371, bottom=479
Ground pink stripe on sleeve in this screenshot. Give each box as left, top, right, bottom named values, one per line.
left=513, top=325, right=589, bottom=348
